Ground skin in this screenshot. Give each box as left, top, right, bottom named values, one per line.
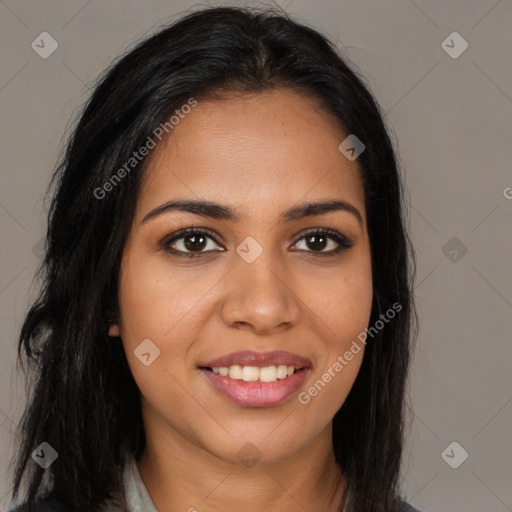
left=109, top=88, right=373, bottom=511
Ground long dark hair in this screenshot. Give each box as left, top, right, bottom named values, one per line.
left=10, top=5, right=418, bottom=512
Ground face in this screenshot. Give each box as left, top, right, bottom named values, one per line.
left=109, top=88, right=373, bottom=466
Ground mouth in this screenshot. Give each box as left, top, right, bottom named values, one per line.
left=198, top=364, right=311, bottom=407
left=199, top=363, right=304, bottom=382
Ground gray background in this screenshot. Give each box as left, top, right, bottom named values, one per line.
left=1, top=1, right=511, bottom=511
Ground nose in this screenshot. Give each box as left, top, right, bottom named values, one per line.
left=220, top=250, right=301, bottom=335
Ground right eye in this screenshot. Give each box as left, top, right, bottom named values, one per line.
left=161, top=228, right=225, bottom=258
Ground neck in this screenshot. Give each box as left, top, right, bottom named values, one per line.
left=137, top=418, right=346, bottom=512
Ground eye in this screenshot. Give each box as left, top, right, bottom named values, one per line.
left=161, top=228, right=224, bottom=258
left=161, top=227, right=354, bottom=258
left=292, top=228, right=354, bottom=255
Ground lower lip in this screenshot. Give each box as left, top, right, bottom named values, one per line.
left=199, top=368, right=311, bottom=407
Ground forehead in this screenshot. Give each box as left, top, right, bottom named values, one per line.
left=137, top=88, right=366, bottom=221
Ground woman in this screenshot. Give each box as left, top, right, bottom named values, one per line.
left=9, top=5, right=420, bottom=512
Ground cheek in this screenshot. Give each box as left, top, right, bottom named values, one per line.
left=296, top=275, right=371, bottom=422
left=296, top=262, right=372, bottom=414
left=116, top=252, right=226, bottom=401
left=117, top=266, right=197, bottom=415
left=116, top=252, right=215, bottom=342
left=304, top=261, right=373, bottom=345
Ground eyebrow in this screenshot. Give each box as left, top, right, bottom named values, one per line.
left=141, top=198, right=364, bottom=228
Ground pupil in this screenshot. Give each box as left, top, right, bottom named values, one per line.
left=184, top=234, right=207, bottom=251
left=307, top=234, right=326, bottom=251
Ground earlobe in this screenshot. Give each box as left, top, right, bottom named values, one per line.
left=108, top=321, right=120, bottom=337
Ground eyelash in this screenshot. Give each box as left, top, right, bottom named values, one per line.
left=160, top=227, right=354, bottom=259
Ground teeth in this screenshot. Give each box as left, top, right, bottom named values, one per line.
left=229, top=365, right=243, bottom=380
left=210, top=364, right=299, bottom=382
left=242, top=365, right=259, bottom=381
left=277, top=365, right=288, bottom=379
left=259, top=366, right=277, bottom=382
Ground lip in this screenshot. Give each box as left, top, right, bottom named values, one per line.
left=200, top=350, right=312, bottom=369
left=199, top=367, right=311, bottom=407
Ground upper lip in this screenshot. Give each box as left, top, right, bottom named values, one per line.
left=200, top=350, right=312, bottom=369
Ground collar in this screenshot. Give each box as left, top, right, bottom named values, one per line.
left=121, top=455, right=159, bottom=512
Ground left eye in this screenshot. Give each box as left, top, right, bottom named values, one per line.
left=294, top=231, right=347, bottom=253
left=161, top=228, right=353, bottom=258
left=292, top=228, right=354, bottom=255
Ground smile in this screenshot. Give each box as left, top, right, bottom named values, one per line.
left=199, top=365, right=311, bottom=407
left=211, top=364, right=297, bottom=382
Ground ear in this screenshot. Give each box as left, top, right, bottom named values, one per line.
left=108, top=321, right=120, bottom=337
